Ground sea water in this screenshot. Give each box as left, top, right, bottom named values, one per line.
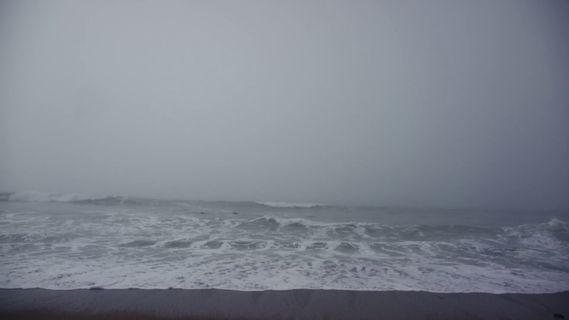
left=1, top=191, right=568, bottom=293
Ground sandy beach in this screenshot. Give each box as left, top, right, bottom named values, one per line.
left=1, top=288, right=567, bottom=319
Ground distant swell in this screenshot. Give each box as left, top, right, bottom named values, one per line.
left=0, top=191, right=108, bottom=203
left=254, top=201, right=324, bottom=208
left=0, top=191, right=140, bottom=206
left=1, top=192, right=327, bottom=209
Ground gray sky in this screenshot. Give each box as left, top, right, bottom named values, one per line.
left=1, top=0, right=568, bottom=210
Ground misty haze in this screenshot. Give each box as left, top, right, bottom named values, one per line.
left=1, top=1, right=568, bottom=319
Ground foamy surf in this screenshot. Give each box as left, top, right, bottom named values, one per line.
left=1, top=193, right=568, bottom=293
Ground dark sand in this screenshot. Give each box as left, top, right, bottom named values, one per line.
left=1, top=288, right=568, bottom=319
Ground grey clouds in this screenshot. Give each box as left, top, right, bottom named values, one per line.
left=1, top=0, right=568, bottom=210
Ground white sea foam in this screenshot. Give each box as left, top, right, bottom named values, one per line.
left=1, top=199, right=568, bottom=293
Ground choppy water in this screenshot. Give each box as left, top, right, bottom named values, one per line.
left=1, top=192, right=568, bottom=293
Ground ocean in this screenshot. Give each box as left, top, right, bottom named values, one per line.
left=1, top=191, right=568, bottom=293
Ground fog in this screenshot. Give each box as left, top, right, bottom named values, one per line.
left=0, top=0, right=568, bottom=210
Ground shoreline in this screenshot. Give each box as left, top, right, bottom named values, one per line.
left=1, top=288, right=568, bottom=319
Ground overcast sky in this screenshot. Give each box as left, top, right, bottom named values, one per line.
left=1, top=0, right=568, bottom=210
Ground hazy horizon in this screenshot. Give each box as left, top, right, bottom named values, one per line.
left=1, top=0, right=568, bottom=211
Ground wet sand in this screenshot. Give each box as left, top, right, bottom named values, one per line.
left=0, top=288, right=568, bottom=319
